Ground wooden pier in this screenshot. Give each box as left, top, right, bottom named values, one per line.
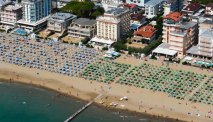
left=64, top=94, right=102, bottom=122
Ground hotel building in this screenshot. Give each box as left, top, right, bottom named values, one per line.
left=162, top=12, right=198, bottom=57
left=48, top=12, right=76, bottom=33
left=17, top=0, right=52, bottom=32
left=187, top=21, right=213, bottom=59
left=0, top=1, right=22, bottom=30
left=90, top=8, right=130, bottom=48
left=198, top=30, right=213, bottom=58
left=68, top=18, right=96, bottom=39
left=152, top=12, right=198, bottom=58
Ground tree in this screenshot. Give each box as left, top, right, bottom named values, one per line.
left=91, top=11, right=102, bottom=19
left=60, top=1, right=104, bottom=19
left=192, top=0, right=212, bottom=5
left=81, top=37, right=90, bottom=44
left=113, top=42, right=127, bottom=52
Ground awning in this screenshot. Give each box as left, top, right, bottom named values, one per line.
left=152, top=43, right=177, bottom=56
left=90, top=37, right=115, bottom=45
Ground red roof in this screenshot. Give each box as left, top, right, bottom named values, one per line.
left=164, top=12, right=182, bottom=21
left=183, top=3, right=202, bottom=12
left=123, top=3, right=137, bottom=9
left=134, top=25, right=156, bottom=38
left=129, top=4, right=137, bottom=8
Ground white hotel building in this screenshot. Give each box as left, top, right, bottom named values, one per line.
left=90, top=8, right=130, bottom=48
left=0, top=1, right=22, bottom=30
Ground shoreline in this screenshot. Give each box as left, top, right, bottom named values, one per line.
left=0, top=62, right=213, bottom=122
left=0, top=79, right=181, bottom=122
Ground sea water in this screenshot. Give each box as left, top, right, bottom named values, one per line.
left=0, top=81, right=181, bottom=122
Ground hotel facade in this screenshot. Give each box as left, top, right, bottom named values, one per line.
left=0, top=1, right=22, bottom=30
left=17, top=0, right=52, bottom=32
left=48, top=12, right=76, bottom=33
left=90, top=7, right=130, bottom=48
left=198, top=30, right=213, bottom=58
left=162, top=12, right=198, bottom=57
left=68, top=18, right=96, bottom=39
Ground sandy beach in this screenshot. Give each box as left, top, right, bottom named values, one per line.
left=0, top=62, right=212, bottom=122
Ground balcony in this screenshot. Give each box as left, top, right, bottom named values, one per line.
left=170, top=36, right=183, bottom=43
left=170, top=31, right=185, bottom=37
left=199, top=40, right=212, bottom=44
left=198, top=50, right=212, bottom=57
left=199, top=43, right=212, bottom=48
left=198, top=47, right=212, bottom=53
left=170, top=42, right=183, bottom=47
left=169, top=46, right=182, bottom=51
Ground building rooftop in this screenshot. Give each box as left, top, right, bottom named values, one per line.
left=73, top=18, right=96, bottom=26
left=123, top=3, right=137, bottom=9
left=49, top=12, right=76, bottom=22
left=164, top=12, right=182, bottom=22
left=200, top=29, right=213, bottom=39
left=97, top=16, right=120, bottom=23
left=134, top=25, right=156, bottom=38
left=145, top=0, right=163, bottom=6
left=201, top=20, right=213, bottom=25
left=152, top=43, right=178, bottom=56
left=131, top=13, right=145, bottom=21
left=0, top=0, right=11, bottom=7
left=176, top=21, right=197, bottom=30
left=4, top=4, right=22, bottom=11
left=183, top=3, right=202, bottom=12
left=105, top=7, right=129, bottom=16
left=186, top=46, right=199, bottom=55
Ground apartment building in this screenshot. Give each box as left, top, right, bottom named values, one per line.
left=144, top=0, right=164, bottom=19
left=187, top=20, right=213, bottom=59
left=68, top=18, right=96, bottom=39
left=0, top=2, right=22, bottom=30
left=48, top=12, right=76, bottom=33
left=162, top=12, right=198, bottom=57
left=17, top=0, right=52, bottom=32
left=90, top=7, right=130, bottom=48
left=199, top=20, right=213, bottom=34
left=126, top=0, right=150, bottom=8
left=104, top=8, right=130, bottom=34
left=96, top=16, right=120, bottom=41
left=198, top=30, right=213, bottom=58
left=164, top=0, right=183, bottom=16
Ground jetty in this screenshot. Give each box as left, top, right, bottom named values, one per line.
left=64, top=94, right=102, bottom=122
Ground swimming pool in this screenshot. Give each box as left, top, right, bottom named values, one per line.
left=15, top=28, right=27, bottom=36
